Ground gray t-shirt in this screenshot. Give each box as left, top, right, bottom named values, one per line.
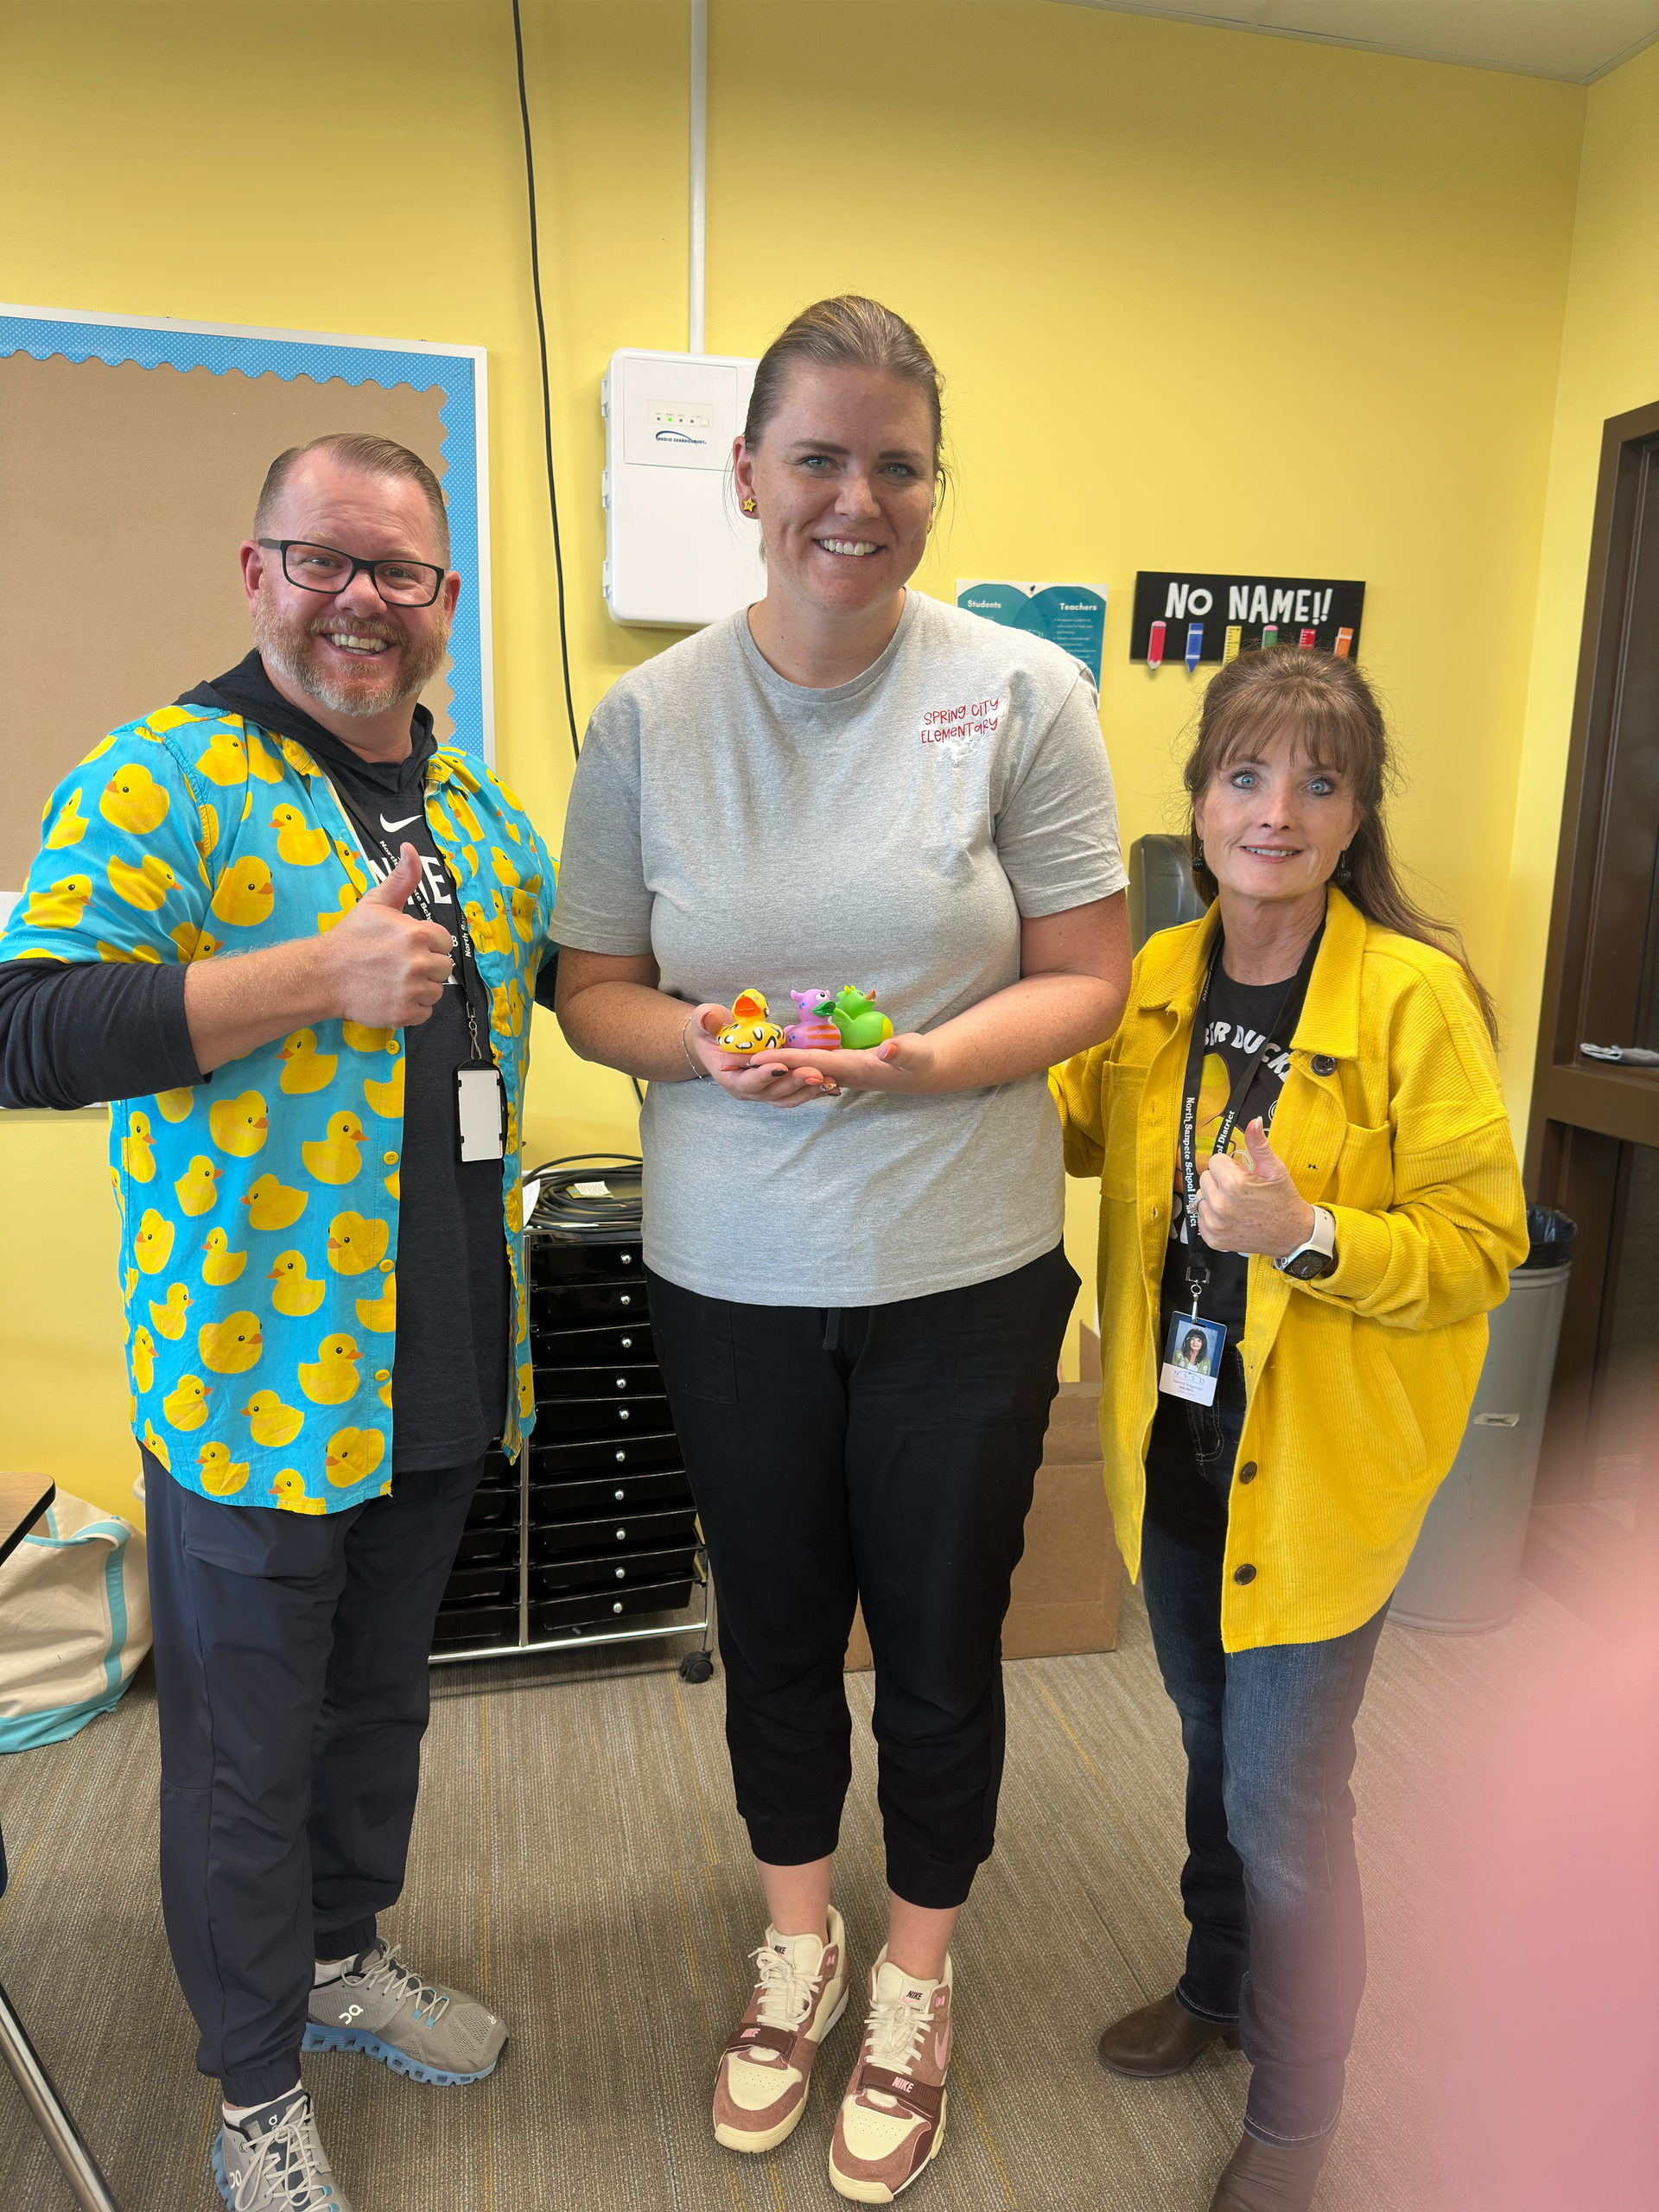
left=555, top=590, right=1127, bottom=1307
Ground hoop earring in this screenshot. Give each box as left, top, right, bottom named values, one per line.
left=741, top=497, right=757, bottom=515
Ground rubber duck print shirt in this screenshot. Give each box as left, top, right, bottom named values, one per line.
left=0, top=702, right=556, bottom=1513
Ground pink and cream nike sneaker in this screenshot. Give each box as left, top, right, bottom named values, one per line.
left=829, top=1948, right=952, bottom=2202
left=714, top=1906, right=850, bottom=2152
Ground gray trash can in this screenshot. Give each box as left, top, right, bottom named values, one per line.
left=1389, top=1206, right=1575, bottom=1633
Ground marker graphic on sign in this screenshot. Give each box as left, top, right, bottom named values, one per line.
left=1185, top=624, right=1204, bottom=673
left=1147, top=620, right=1166, bottom=671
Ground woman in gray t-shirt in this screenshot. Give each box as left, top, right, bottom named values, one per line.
left=556, top=296, right=1128, bottom=2199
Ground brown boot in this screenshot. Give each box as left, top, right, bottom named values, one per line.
left=1207, top=2126, right=1334, bottom=2211
left=1096, top=1991, right=1240, bottom=2079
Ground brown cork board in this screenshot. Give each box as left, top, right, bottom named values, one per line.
left=0, top=354, right=452, bottom=891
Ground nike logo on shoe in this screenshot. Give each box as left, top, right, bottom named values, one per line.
left=380, top=812, right=422, bottom=831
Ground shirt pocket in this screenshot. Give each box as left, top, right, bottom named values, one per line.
left=1335, top=1120, right=1394, bottom=1213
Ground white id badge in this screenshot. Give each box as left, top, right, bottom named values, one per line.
left=1159, top=1311, right=1226, bottom=1407
left=455, top=1065, right=505, bottom=1162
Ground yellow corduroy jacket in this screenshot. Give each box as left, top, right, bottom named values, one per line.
left=1052, top=886, right=1528, bottom=1651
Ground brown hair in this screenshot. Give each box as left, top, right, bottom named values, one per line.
left=253, top=433, right=449, bottom=564
left=741, top=295, right=947, bottom=494
left=1184, top=647, right=1497, bottom=1038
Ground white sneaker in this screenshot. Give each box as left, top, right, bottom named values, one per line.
left=713, top=1905, right=850, bottom=2152
left=829, top=1948, right=953, bottom=2202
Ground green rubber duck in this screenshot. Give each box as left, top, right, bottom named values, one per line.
left=829, top=986, right=894, bottom=1050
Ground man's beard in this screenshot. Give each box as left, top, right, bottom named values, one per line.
left=253, top=590, right=449, bottom=718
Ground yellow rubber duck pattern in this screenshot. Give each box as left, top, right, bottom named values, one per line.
left=0, top=703, right=556, bottom=1513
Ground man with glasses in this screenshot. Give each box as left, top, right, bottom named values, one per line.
left=0, top=434, right=560, bottom=2212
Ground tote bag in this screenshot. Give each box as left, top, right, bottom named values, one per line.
left=0, top=1491, right=150, bottom=1751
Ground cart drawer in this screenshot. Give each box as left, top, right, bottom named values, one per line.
left=529, top=1544, right=700, bottom=1599
left=530, top=1468, right=693, bottom=1521
left=529, top=1430, right=683, bottom=1478
left=530, top=1321, right=656, bottom=1369
left=533, top=1395, right=673, bottom=1441
left=531, top=1508, right=698, bottom=1562
left=531, top=1578, right=695, bottom=1637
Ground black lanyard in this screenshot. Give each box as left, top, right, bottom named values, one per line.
left=1177, top=929, right=1320, bottom=1311
left=324, top=777, right=492, bottom=1065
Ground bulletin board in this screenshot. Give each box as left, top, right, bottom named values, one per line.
left=0, top=304, right=492, bottom=897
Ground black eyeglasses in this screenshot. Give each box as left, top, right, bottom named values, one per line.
left=257, top=538, right=446, bottom=608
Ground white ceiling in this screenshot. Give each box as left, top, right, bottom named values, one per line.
left=1058, top=2, right=1659, bottom=82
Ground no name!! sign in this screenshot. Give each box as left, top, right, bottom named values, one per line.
left=1130, top=571, right=1365, bottom=667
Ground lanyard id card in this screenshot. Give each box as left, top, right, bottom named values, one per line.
left=326, top=779, right=506, bottom=1166
left=1160, top=931, right=1319, bottom=1407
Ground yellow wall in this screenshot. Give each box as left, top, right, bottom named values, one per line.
left=1501, top=41, right=1659, bottom=1145
left=0, top=0, right=1597, bottom=1516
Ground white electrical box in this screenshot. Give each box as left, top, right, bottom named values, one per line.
left=601, top=346, right=768, bottom=629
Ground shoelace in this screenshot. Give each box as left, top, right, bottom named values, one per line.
left=747, top=1942, right=817, bottom=2035
left=864, top=1984, right=931, bottom=2083
left=355, top=1942, right=450, bottom=2024
left=230, top=2099, right=336, bottom=2211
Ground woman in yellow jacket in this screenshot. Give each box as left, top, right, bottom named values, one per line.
left=1055, top=648, right=1526, bottom=2212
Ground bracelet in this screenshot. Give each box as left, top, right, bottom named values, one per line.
left=681, top=1014, right=712, bottom=1080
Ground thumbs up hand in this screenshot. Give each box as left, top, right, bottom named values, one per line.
left=323, top=842, right=455, bottom=1029
left=1196, top=1116, right=1318, bottom=1259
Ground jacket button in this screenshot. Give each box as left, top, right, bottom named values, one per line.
left=1233, top=1563, right=1257, bottom=1585
left=1311, top=1054, right=1337, bottom=1076
left=1236, top=1462, right=1257, bottom=1484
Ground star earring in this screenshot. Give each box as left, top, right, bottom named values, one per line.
left=741, top=497, right=758, bottom=514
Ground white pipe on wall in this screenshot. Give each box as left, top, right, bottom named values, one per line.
left=689, top=0, right=707, bottom=353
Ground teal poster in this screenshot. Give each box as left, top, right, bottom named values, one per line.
left=957, top=581, right=1109, bottom=686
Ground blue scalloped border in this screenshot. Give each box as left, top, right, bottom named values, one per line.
left=0, top=315, right=485, bottom=759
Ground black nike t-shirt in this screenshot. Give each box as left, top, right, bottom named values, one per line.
left=179, top=655, right=509, bottom=1472
left=1158, top=940, right=1317, bottom=1347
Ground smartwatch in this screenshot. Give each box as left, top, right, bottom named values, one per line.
left=1275, top=1205, right=1338, bottom=1281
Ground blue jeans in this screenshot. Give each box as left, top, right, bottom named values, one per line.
left=1141, top=1344, right=1389, bottom=2145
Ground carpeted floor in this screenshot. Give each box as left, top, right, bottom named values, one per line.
left=0, top=1577, right=1592, bottom=2212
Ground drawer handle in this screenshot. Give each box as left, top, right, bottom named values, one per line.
left=615, top=1527, right=626, bottom=1541
left=619, top=1410, right=630, bottom=1421
left=614, top=1490, right=626, bottom=1501
left=620, top=1337, right=632, bottom=1349
left=613, top=1600, right=624, bottom=1612
left=615, top=1377, right=626, bottom=1390
left=620, top=1295, right=632, bottom=1306
left=615, top=1566, right=626, bottom=1580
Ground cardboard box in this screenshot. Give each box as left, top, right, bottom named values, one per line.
left=845, top=1332, right=1120, bottom=1669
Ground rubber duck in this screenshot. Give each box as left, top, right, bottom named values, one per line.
left=334, top=841, right=369, bottom=895
left=829, top=986, right=894, bottom=1050
left=383, top=1155, right=400, bottom=1200
left=277, top=1027, right=338, bottom=1095
left=22, top=874, right=92, bottom=930
left=325, top=1211, right=388, bottom=1274
left=201, top=1228, right=247, bottom=1286
left=270, top=804, right=331, bottom=867
left=174, top=1154, right=223, bottom=1217
left=268, top=1249, right=326, bottom=1317
left=148, top=1282, right=194, bottom=1340
left=270, top=1468, right=327, bottom=1516
left=241, top=1391, right=305, bottom=1449
left=715, top=988, right=788, bottom=1055
left=44, top=788, right=89, bottom=849
left=98, top=940, right=162, bottom=964
left=447, top=786, right=484, bottom=841
left=462, top=897, right=511, bottom=959
left=341, top=1022, right=397, bottom=1055
left=362, top=1056, right=405, bottom=1119
left=490, top=979, right=525, bottom=1037
left=490, top=846, right=520, bottom=887
left=243, top=1174, right=308, bottom=1232
left=317, top=887, right=359, bottom=933
left=784, top=988, right=842, bottom=1049
left=162, top=1374, right=211, bottom=1431
left=509, top=887, right=537, bottom=944
left=373, top=1366, right=392, bottom=1408
left=211, top=857, right=276, bottom=930
left=130, top=1326, right=156, bottom=1394
left=199, top=1311, right=264, bottom=1376
left=299, top=1333, right=360, bottom=1405
left=208, top=1090, right=269, bottom=1159
left=142, top=1421, right=171, bottom=1472
left=196, top=801, right=219, bottom=859
left=122, top=1112, right=157, bottom=1182
left=354, top=1272, right=396, bottom=1333
left=324, top=1425, right=385, bottom=1488
left=518, top=1361, right=535, bottom=1419
left=197, top=1443, right=250, bottom=1497
left=108, top=853, right=180, bottom=912
left=155, top=1085, right=194, bottom=1123
left=135, top=1208, right=176, bottom=1274
left=169, top=923, right=222, bottom=963
left=303, top=1111, right=365, bottom=1185
left=99, top=761, right=171, bottom=835
left=244, top=729, right=285, bottom=784
left=194, top=727, right=249, bottom=786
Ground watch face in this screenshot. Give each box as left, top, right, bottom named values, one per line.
left=1283, top=1247, right=1337, bottom=1281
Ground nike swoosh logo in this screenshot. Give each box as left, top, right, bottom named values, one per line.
left=380, top=812, right=422, bottom=832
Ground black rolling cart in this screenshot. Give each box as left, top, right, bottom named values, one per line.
left=428, top=1158, right=714, bottom=1681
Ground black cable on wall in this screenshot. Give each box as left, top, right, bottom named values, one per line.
left=512, top=0, right=582, bottom=766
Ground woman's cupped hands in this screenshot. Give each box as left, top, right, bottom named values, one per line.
left=686, top=1004, right=945, bottom=1107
